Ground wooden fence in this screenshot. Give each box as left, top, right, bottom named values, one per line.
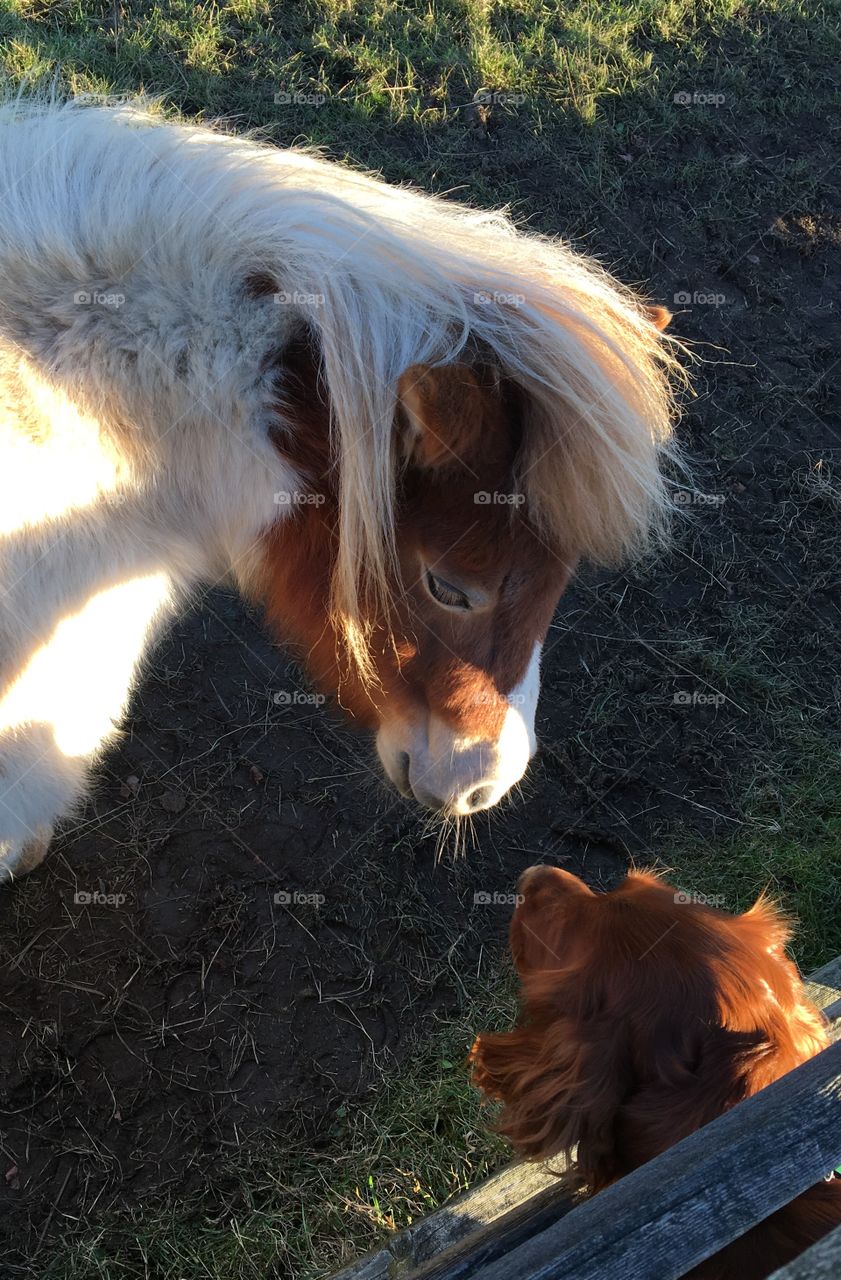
left=332, top=955, right=841, bottom=1280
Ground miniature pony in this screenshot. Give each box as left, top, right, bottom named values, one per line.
left=0, top=98, right=679, bottom=875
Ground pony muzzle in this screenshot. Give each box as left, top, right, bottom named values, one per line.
left=376, top=701, right=537, bottom=816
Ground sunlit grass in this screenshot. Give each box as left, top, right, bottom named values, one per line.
left=668, top=744, right=841, bottom=972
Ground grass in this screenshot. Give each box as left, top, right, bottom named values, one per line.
left=668, top=742, right=841, bottom=973
left=1, top=0, right=840, bottom=1276
left=1, top=0, right=839, bottom=213
left=39, top=981, right=517, bottom=1279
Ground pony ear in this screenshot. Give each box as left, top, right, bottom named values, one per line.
left=396, top=363, right=490, bottom=468
left=646, top=305, right=672, bottom=331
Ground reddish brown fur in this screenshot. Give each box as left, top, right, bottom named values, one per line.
left=470, top=866, right=841, bottom=1279
left=257, top=331, right=574, bottom=732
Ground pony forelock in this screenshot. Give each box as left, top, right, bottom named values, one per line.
left=254, top=149, right=687, bottom=674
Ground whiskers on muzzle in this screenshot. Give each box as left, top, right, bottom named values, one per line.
left=417, top=808, right=480, bottom=863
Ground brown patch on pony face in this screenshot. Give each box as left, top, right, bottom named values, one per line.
left=257, top=334, right=575, bottom=813
left=392, top=362, right=573, bottom=731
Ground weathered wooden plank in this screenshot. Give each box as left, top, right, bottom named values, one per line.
left=331, top=1158, right=573, bottom=1279
left=805, top=965, right=841, bottom=1014
left=765, top=1221, right=841, bottom=1278
left=471, top=1038, right=841, bottom=1280
left=405, top=1181, right=581, bottom=1280
left=808, top=955, right=841, bottom=997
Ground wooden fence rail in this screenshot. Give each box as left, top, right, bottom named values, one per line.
left=767, top=1221, right=841, bottom=1278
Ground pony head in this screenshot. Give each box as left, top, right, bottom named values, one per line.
left=241, top=155, right=682, bottom=815
left=260, top=336, right=576, bottom=813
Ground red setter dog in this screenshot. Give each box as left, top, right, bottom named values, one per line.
left=470, top=866, right=841, bottom=1279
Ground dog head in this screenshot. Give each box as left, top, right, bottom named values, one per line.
left=470, top=866, right=827, bottom=1187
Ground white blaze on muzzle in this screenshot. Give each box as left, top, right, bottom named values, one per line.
left=377, top=644, right=542, bottom=815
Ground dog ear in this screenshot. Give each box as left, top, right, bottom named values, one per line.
left=617, top=1020, right=776, bottom=1168
left=397, top=363, right=497, bottom=468
left=740, top=893, right=793, bottom=955
left=470, top=1017, right=632, bottom=1187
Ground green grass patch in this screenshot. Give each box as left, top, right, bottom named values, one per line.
left=667, top=743, right=841, bottom=972
left=1, top=0, right=839, bottom=211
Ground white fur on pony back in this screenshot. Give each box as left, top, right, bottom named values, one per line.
left=0, top=98, right=680, bottom=870
left=0, top=99, right=305, bottom=868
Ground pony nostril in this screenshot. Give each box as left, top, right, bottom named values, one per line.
left=464, top=785, right=494, bottom=812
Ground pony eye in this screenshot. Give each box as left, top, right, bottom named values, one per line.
left=426, top=570, right=472, bottom=611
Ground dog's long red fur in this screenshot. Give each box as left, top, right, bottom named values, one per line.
left=470, top=866, right=841, bottom=1279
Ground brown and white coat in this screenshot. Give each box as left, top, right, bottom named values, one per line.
left=0, top=99, right=679, bottom=876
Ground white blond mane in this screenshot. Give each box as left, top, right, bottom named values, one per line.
left=1, top=96, right=684, bottom=670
